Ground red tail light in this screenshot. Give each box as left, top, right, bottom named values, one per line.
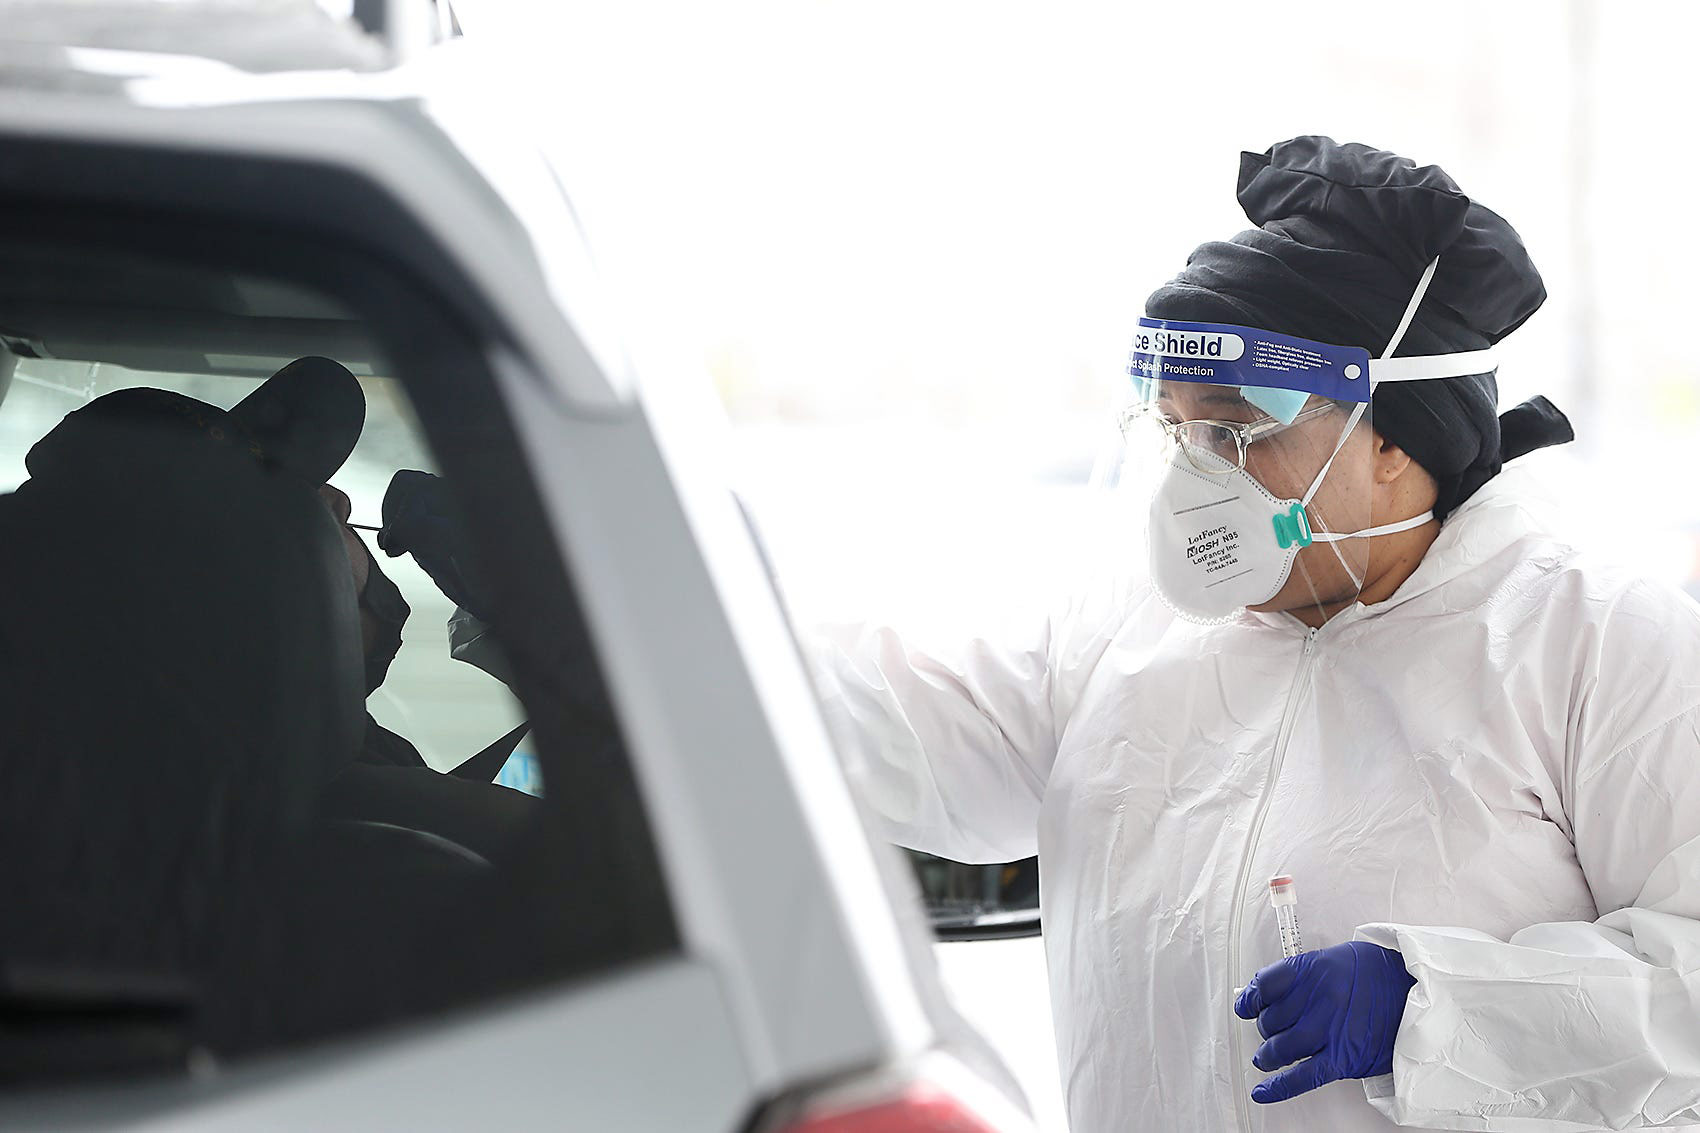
left=779, top=1081, right=999, bottom=1132
left=768, top=1055, right=1034, bottom=1133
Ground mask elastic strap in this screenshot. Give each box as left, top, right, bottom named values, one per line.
left=1382, top=257, right=1439, bottom=362
left=1311, top=509, right=1434, bottom=543
left=1299, top=401, right=1365, bottom=508
left=1366, top=257, right=1502, bottom=382
left=1298, top=257, right=1443, bottom=510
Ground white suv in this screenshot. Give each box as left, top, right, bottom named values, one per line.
left=0, top=2, right=1040, bottom=1129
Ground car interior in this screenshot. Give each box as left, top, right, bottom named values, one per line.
left=0, top=187, right=677, bottom=1089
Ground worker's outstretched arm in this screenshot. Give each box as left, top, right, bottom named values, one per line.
left=807, top=575, right=1141, bottom=866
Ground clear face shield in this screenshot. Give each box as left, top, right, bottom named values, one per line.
left=1095, top=258, right=1499, bottom=626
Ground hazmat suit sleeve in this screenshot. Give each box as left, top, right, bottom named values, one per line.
left=808, top=620, right=1061, bottom=864
left=1356, top=580, right=1700, bottom=1131
left=807, top=573, right=1139, bottom=864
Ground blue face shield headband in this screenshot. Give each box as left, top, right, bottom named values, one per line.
left=1127, top=258, right=1499, bottom=423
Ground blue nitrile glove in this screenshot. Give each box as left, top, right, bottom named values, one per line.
left=1232, top=940, right=1415, bottom=1104
left=377, top=469, right=492, bottom=622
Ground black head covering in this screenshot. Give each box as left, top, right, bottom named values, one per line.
left=227, top=356, right=365, bottom=486
left=1144, top=136, right=1572, bottom=518
left=24, top=356, right=365, bottom=490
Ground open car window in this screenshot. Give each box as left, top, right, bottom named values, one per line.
left=0, top=217, right=671, bottom=1090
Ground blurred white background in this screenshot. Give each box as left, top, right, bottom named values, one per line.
left=449, top=4, right=1700, bottom=1126
left=460, top=0, right=1700, bottom=618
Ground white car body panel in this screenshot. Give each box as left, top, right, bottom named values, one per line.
left=0, top=960, right=751, bottom=1132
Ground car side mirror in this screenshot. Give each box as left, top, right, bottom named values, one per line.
left=906, top=851, right=1040, bottom=940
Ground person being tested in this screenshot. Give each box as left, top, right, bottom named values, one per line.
left=810, top=137, right=1700, bottom=1131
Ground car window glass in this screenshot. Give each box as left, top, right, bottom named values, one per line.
left=0, top=239, right=669, bottom=1087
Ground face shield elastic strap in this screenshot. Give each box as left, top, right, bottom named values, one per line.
left=1296, top=258, right=1492, bottom=542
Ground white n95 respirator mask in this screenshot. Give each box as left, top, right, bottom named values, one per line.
left=1145, top=431, right=1436, bottom=623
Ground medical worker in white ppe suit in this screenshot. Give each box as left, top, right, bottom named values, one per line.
left=810, top=136, right=1700, bottom=1131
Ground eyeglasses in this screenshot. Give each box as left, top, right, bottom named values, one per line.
left=1119, top=401, right=1338, bottom=475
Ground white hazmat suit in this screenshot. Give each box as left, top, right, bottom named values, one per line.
left=811, top=473, right=1700, bottom=1132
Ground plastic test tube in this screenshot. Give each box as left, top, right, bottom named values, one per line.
left=1268, top=875, right=1303, bottom=958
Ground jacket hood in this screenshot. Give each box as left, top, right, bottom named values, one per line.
left=1239, top=464, right=1568, bottom=637
left=1372, top=464, right=1566, bottom=614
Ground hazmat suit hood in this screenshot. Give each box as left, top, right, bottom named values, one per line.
left=1244, top=468, right=1561, bottom=635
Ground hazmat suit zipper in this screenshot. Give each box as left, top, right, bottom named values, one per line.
left=1227, top=626, right=1318, bottom=1133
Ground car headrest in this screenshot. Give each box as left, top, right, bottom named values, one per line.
left=0, top=386, right=366, bottom=971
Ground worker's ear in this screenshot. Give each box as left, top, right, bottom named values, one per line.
left=1370, top=428, right=1414, bottom=485
left=1370, top=428, right=1440, bottom=513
